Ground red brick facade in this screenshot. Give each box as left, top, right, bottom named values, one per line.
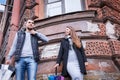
left=88, top=0, right=120, bottom=24
left=88, top=0, right=120, bottom=71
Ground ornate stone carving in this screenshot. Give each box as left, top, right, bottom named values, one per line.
left=89, top=0, right=120, bottom=24
left=26, top=0, right=38, bottom=9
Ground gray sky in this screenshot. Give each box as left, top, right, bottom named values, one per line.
left=0, top=0, right=6, bottom=12
left=0, top=5, right=5, bottom=12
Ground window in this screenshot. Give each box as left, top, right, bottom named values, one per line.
left=48, top=0, right=60, bottom=3
left=45, top=0, right=85, bottom=17
left=46, top=1, right=62, bottom=17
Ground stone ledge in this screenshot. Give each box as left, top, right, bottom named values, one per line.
left=34, top=10, right=96, bottom=29
left=85, top=72, right=120, bottom=80
left=36, top=72, right=120, bottom=80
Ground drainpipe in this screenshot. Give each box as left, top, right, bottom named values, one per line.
left=0, top=30, right=3, bottom=48
left=6, top=0, right=20, bottom=60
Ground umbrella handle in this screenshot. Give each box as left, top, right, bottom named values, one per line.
left=55, top=67, right=57, bottom=75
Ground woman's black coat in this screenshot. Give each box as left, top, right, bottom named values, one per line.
left=56, top=38, right=87, bottom=77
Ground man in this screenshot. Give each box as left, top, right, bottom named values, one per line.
left=6, top=19, right=49, bottom=80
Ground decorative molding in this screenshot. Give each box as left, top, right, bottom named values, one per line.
left=26, top=0, right=38, bottom=9
left=34, top=10, right=97, bottom=29
left=89, top=0, right=120, bottom=24
left=89, top=0, right=120, bottom=12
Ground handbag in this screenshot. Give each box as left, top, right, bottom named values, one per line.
left=0, top=64, right=15, bottom=80
left=48, top=67, right=64, bottom=80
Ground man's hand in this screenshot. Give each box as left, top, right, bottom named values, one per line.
left=30, top=30, right=37, bottom=35
left=6, top=60, right=11, bottom=64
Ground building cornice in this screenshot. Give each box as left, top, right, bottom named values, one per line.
left=34, top=10, right=97, bottom=29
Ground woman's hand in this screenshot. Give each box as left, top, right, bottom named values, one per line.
left=85, top=62, right=88, bottom=66
left=53, top=64, right=59, bottom=68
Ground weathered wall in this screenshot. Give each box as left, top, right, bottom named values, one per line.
left=33, top=11, right=120, bottom=79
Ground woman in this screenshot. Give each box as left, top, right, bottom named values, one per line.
left=54, top=26, right=88, bottom=80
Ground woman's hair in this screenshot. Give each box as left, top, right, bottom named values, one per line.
left=67, top=26, right=81, bottom=48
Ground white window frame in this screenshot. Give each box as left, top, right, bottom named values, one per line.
left=45, top=0, right=86, bottom=17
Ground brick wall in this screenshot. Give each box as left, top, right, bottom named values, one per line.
left=85, top=40, right=112, bottom=57
left=88, top=0, right=120, bottom=24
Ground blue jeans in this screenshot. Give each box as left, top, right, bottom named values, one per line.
left=15, top=57, right=38, bottom=80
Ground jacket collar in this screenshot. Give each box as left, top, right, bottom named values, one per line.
left=65, top=35, right=71, bottom=39
left=19, top=27, right=26, bottom=34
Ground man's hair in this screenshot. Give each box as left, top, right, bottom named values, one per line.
left=25, top=18, right=34, bottom=22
